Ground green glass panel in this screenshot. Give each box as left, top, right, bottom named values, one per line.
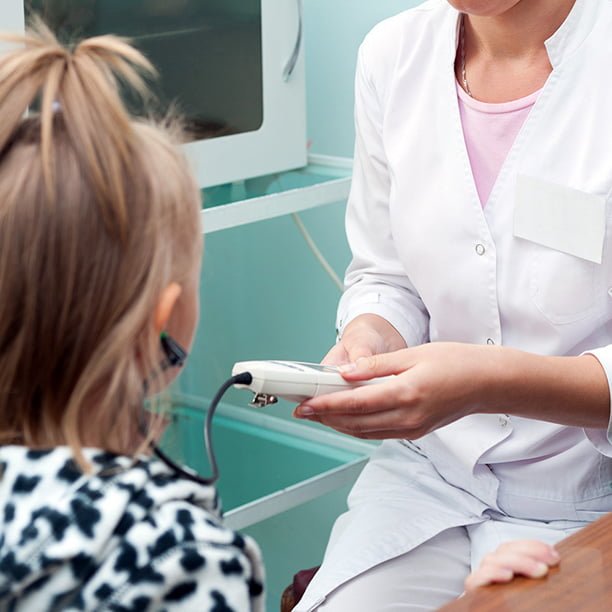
left=162, top=405, right=361, bottom=511
left=27, top=0, right=263, bottom=139
left=201, top=162, right=353, bottom=209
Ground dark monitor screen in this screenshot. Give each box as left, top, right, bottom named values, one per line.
left=27, top=0, right=264, bottom=141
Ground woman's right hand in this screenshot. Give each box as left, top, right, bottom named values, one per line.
left=323, top=314, right=407, bottom=366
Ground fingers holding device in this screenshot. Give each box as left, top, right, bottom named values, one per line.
left=231, top=360, right=394, bottom=408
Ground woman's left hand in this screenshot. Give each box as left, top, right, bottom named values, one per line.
left=293, top=343, right=502, bottom=439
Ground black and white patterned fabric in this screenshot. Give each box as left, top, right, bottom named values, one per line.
left=0, top=447, right=264, bottom=611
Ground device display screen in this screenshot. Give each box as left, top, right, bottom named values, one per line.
left=27, top=0, right=264, bottom=141
left=270, top=361, right=340, bottom=374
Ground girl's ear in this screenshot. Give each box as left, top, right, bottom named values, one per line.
left=154, top=283, right=183, bottom=333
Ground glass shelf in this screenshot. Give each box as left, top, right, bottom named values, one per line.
left=164, top=393, right=374, bottom=530
left=200, top=154, right=353, bottom=234
left=165, top=394, right=373, bottom=612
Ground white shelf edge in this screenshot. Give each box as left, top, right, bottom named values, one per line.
left=223, top=457, right=367, bottom=530
left=201, top=155, right=353, bottom=234
left=308, top=154, right=354, bottom=170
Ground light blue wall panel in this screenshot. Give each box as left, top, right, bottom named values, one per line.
left=182, top=0, right=426, bottom=405
left=305, top=0, right=423, bottom=156
left=178, top=3, right=426, bottom=609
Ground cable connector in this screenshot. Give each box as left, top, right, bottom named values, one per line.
left=232, top=371, right=253, bottom=386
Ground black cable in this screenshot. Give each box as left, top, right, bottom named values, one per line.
left=152, top=371, right=253, bottom=486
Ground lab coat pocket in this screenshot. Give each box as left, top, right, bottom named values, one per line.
left=573, top=509, right=611, bottom=523
left=575, top=455, right=612, bottom=521
left=530, top=248, right=605, bottom=325
left=574, top=492, right=612, bottom=522
left=515, top=175, right=608, bottom=324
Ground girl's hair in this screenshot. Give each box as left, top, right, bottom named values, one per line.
left=0, top=20, right=202, bottom=466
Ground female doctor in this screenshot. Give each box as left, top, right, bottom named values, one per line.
left=293, top=0, right=612, bottom=610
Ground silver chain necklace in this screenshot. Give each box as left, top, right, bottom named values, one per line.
left=460, top=14, right=473, bottom=97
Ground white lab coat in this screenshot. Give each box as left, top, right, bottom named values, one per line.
left=297, top=0, right=612, bottom=609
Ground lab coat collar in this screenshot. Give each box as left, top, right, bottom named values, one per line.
left=447, top=0, right=599, bottom=70
left=544, top=0, right=599, bottom=68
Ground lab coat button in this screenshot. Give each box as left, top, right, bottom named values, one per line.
left=487, top=338, right=495, bottom=345
left=475, top=243, right=486, bottom=256
left=499, top=416, right=509, bottom=428
left=608, top=288, right=612, bottom=297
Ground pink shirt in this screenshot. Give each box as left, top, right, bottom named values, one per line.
left=457, top=83, right=540, bottom=207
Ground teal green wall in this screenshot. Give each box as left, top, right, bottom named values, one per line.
left=305, top=0, right=422, bottom=157
left=182, top=0, right=424, bottom=405
left=180, top=204, right=349, bottom=419
left=177, top=2, right=424, bottom=609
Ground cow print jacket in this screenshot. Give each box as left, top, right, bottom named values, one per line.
left=0, top=447, right=264, bottom=611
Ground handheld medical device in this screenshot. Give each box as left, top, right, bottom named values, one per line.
left=152, top=355, right=392, bottom=487
left=232, top=360, right=394, bottom=407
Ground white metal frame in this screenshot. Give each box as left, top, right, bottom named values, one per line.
left=4, top=0, right=307, bottom=189
left=201, top=155, right=353, bottom=234
left=224, top=457, right=367, bottom=530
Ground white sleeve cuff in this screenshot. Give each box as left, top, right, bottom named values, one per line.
left=582, top=347, right=612, bottom=457
left=336, top=292, right=429, bottom=348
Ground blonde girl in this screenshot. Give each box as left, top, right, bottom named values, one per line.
left=0, top=21, right=264, bottom=611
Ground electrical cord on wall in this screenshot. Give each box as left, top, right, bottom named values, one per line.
left=153, top=189, right=346, bottom=486
left=254, top=166, right=345, bottom=295
left=292, top=212, right=344, bottom=293
left=156, top=212, right=344, bottom=486
left=152, top=371, right=253, bottom=486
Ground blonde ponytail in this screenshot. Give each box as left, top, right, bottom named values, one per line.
left=0, top=18, right=157, bottom=232
left=0, top=19, right=202, bottom=467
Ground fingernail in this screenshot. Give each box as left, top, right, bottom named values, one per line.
left=338, top=363, right=356, bottom=373
left=296, top=406, right=315, bottom=418
left=533, top=562, right=549, bottom=578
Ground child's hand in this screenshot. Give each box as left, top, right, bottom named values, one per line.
left=465, top=540, right=561, bottom=591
